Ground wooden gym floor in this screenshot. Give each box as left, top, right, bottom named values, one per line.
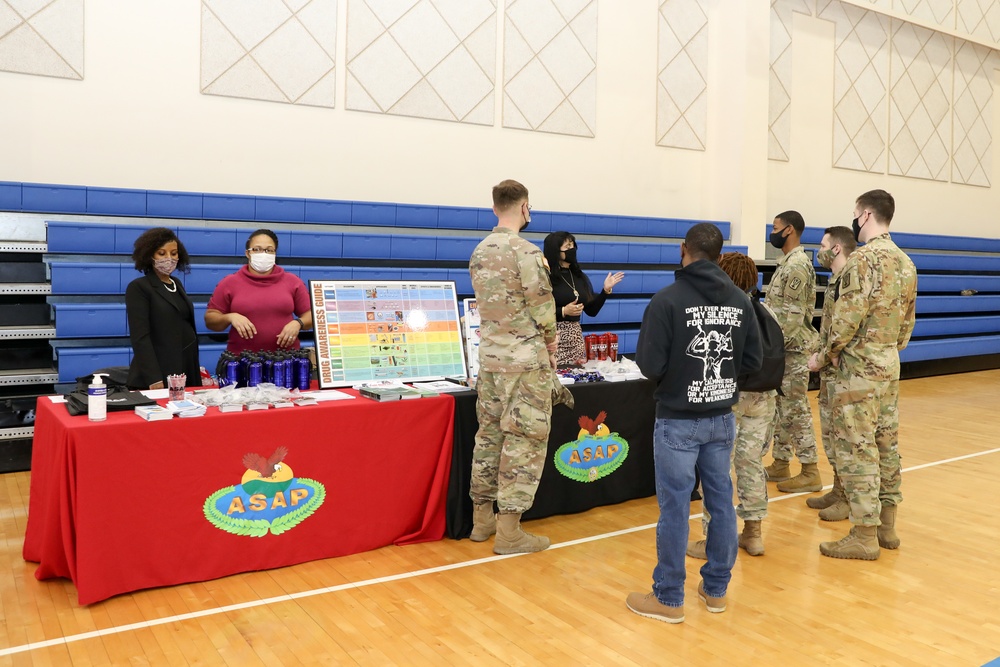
left=1, top=370, right=998, bottom=666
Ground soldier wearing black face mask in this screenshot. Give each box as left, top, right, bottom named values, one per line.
left=543, top=231, right=624, bottom=366
left=763, top=210, right=822, bottom=495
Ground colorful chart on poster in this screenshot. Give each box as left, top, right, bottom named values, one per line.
left=309, top=281, right=467, bottom=388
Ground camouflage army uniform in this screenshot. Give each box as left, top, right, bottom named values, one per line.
left=767, top=245, right=820, bottom=464
left=817, top=272, right=842, bottom=467
left=700, top=388, right=776, bottom=534
left=469, top=226, right=557, bottom=514
left=820, top=233, right=917, bottom=526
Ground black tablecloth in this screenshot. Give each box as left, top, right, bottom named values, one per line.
left=447, top=378, right=660, bottom=538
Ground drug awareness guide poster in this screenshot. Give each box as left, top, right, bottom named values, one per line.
left=309, top=280, right=467, bottom=388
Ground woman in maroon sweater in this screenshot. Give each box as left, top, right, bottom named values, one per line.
left=205, top=229, right=312, bottom=354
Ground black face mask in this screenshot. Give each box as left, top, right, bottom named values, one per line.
left=769, top=228, right=788, bottom=249
left=852, top=216, right=862, bottom=242
left=562, top=248, right=577, bottom=265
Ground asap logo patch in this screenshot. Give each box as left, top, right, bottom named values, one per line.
left=554, top=411, right=629, bottom=483
left=204, top=447, right=325, bottom=537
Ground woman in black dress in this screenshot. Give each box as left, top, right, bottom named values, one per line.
left=125, top=227, right=201, bottom=390
left=543, top=231, right=624, bottom=366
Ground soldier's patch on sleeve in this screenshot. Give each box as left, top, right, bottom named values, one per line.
left=839, top=267, right=860, bottom=295
left=789, top=277, right=802, bottom=292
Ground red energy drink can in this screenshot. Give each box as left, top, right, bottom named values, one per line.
left=597, top=333, right=609, bottom=361
left=608, top=333, right=618, bottom=361
left=586, top=334, right=598, bottom=361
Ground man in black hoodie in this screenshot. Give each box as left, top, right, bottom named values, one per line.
left=626, top=223, right=763, bottom=624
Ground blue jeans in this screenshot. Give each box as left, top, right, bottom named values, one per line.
left=652, top=413, right=737, bottom=606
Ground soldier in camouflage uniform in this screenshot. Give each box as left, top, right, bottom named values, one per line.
left=814, top=190, right=917, bottom=560
left=806, top=226, right=857, bottom=521
left=764, top=210, right=822, bottom=493
left=468, top=179, right=559, bottom=555
left=687, top=253, right=776, bottom=560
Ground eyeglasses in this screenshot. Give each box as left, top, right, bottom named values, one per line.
left=249, top=247, right=276, bottom=254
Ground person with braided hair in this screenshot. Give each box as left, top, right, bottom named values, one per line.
left=687, top=252, right=777, bottom=560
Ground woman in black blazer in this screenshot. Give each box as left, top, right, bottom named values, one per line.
left=126, top=227, right=201, bottom=390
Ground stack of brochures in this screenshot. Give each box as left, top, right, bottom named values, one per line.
left=166, top=399, right=207, bottom=418
left=410, top=380, right=468, bottom=393
left=134, top=405, right=173, bottom=421
left=358, top=385, right=423, bottom=401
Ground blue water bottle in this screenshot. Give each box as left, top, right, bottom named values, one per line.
left=215, top=352, right=231, bottom=385
left=283, top=352, right=294, bottom=388
left=248, top=354, right=262, bottom=387
left=239, top=353, right=252, bottom=387
left=225, top=357, right=240, bottom=388
left=272, top=355, right=286, bottom=388
left=296, top=351, right=310, bottom=390
left=262, top=352, right=274, bottom=385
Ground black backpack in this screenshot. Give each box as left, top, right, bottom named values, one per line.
left=65, top=370, right=156, bottom=416
left=738, top=297, right=785, bottom=393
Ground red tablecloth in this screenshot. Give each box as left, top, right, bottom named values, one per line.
left=23, top=391, right=455, bottom=605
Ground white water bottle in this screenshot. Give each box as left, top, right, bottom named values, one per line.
left=88, top=373, right=109, bottom=422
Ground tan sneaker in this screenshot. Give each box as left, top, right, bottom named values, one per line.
left=697, top=581, right=727, bottom=613
left=626, top=592, right=684, bottom=624
left=686, top=539, right=707, bottom=559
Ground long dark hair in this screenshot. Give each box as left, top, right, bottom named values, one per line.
left=544, top=231, right=580, bottom=276
left=132, top=227, right=191, bottom=274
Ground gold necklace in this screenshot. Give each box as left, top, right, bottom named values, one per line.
left=559, top=269, right=578, bottom=299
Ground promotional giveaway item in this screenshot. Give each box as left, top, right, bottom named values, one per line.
left=167, top=374, right=186, bottom=401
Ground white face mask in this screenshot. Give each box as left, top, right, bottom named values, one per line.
left=153, top=257, right=178, bottom=275
left=249, top=253, right=276, bottom=273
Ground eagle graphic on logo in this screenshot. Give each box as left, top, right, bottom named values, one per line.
left=203, top=447, right=326, bottom=537
left=554, top=411, right=629, bottom=483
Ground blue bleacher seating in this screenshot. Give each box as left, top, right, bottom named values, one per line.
left=87, top=188, right=147, bottom=216
left=17, top=180, right=1000, bottom=382
left=256, top=196, right=305, bottom=223
left=0, top=181, right=22, bottom=209
left=146, top=190, right=203, bottom=218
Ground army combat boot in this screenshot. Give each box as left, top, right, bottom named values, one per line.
left=764, top=458, right=792, bottom=482
left=777, top=462, right=822, bottom=493
left=877, top=504, right=900, bottom=549
left=819, top=525, right=880, bottom=560
left=818, top=483, right=849, bottom=521
left=686, top=540, right=707, bottom=560
left=807, top=472, right=844, bottom=509
left=494, top=513, right=550, bottom=555
left=738, top=520, right=764, bottom=556
left=469, top=503, right=496, bottom=542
